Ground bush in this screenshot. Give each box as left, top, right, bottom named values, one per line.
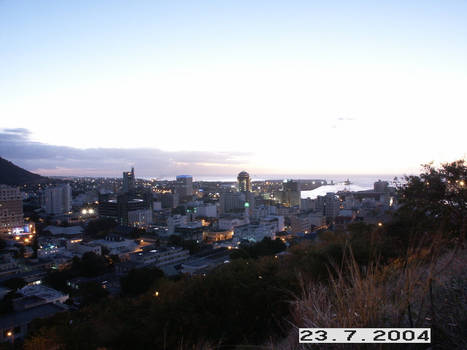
left=230, top=237, right=286, bottom=259
left=120, top=267, right=164, bottom=296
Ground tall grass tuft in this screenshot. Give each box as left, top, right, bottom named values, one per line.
left=279, top=238, right=467, bottom=349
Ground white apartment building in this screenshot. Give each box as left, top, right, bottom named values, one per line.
left=128, top=208, right=153, bottom=227
left=233, top=222, right=277, bottom=243
left=41, top=184, right=72, bottom=215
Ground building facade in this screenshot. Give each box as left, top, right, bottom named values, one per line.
left=237, top=171, right=252, bottom=192
left=175, top=175, right=193, bottom=198
left=122, top=167, right=135, bottom=192
left=0, top=185, right=23, bottom=234
left=41, top=184, right=72, bottom=215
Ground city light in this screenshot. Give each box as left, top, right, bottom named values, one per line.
left=81, top=208, right=95, bottom=215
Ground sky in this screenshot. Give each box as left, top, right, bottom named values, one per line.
left=1, top=1, right=466, bottom=178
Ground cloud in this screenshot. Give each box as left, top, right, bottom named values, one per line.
left=331, top=116, right=358, bottom=129
left=2, top=128, right=31, bottom=136
left=0, top=129, right=250, bottom=178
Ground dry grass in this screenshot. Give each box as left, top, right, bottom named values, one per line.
left=277, top=240, right=467, bottom=350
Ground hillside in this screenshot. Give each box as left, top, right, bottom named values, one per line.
left=0, top=157, right=48, bottom=185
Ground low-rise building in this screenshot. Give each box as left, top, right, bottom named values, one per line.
left=0, top=285, right=68, bottom=342
left=218, top=216, right=248, bottom=231
left=18, top=284, right=68, bottom=304
left=194, top=203, right=217, bottom=218
left=88, top=236, right=139, bottom=260
left=233, top=222, right=277, bottom=243
left=43, top=225, right=84, bottom=237
left=203, top=230, right=233, bottom=242
left=0, top=302, right=67, bottom=342
left=167, top=215, right=187, bottom=234
left=260, top=215, right=285, bottom=232
left=0, top=253, right=20, bottom=277
left=68, top=243, right=102, bottom=257
left=120, top=246, right=190, bottom=272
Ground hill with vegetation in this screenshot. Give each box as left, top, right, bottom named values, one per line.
left=0, top=157, right=47, bottom=185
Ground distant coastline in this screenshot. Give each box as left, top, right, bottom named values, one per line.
left=142, top=174, right=403, bottom=188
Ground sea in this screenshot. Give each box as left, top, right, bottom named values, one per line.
left=144, top=174, right=407, bottom=200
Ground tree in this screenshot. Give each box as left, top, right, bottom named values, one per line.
left=78, top=281, right=109, bottom=305
left=44, top=269, right=73, bottom=293
left=120, top=267, right=164, bottom=296
left=397, top=159, right=467, bottom=240
left=24, top=327, right=61, bottom=350
left=72, top=252, right=111, bottom=277
left=0, top=291, right=22, bottom=314
left=230, top=237, right=286, bottom=259
left=2, top=277, right=26, bottom=290
left=84, top=218, right=117, bottom=237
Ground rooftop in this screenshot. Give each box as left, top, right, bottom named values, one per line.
left=0, top=303, right=68, bottom=329
left=19, top=284, right=67, bottom=301
left=44, top=225, right=83, bottom=236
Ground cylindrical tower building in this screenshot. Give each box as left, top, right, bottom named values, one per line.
left=237, top=171, right=251, bottom=192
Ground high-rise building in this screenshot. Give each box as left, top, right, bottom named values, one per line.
left=323, top=192, right=340, bottom=219
left=220, top=192, right=245, bottom=213
left=175, top=175, right=193, bottom=198
left=237, top=171, right=251, bottom=192
left=0, top=185, right=24, bottom=234
left=42, top=184, right=72, bottom=215
left=159, top=193, right=179, bottom=209
left=98, top=190, right=153, bottom=227
left=374, top=180, right=389, bottom=192
left=122, top=167, right=135, bottom=192
left=281, top=179, right=301, bottom=208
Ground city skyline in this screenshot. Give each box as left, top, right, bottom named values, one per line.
left=1, top=1, right=466, bottom=176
